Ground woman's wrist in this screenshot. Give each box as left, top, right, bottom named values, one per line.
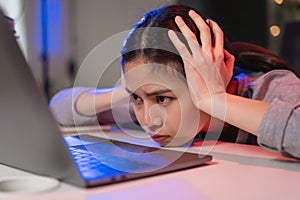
left=201, top=93, right=269, bottom=135
left=195, top=92, right=228, bottom=117
left=95, top=86, right=129, bottom=112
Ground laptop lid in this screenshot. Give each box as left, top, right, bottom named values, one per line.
left=0, top=8, right=85, bottom=187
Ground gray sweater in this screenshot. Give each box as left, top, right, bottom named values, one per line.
left=49, top=70, right=300, bottom=158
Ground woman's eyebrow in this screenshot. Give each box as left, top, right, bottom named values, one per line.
left=125, top=88, right=173, bottom=97
left=145, top=89, right=173, bottom=97
left=125, top=87, right=133, bottom=94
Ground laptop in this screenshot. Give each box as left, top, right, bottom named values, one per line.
left=0, top=8, right=212, bottom=188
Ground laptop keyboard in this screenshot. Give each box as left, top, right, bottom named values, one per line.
left=68, top=144, right=160, bottom=181
left=68, top=146, right=126, bottom=181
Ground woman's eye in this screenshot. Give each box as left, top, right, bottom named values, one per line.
left=130, top=94, right=142, bottom=103
left=157, top=96, right=171, bottom=103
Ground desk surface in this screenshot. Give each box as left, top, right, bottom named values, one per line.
left=1, top=130, right=300, bottom=200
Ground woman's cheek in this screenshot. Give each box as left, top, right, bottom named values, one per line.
left=133, top=106, right=144, bottom=126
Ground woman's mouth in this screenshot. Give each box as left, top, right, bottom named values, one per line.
left=151, top=135, right=171, bottom=145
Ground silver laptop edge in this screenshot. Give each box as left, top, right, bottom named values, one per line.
left=0, top=8, right=85, bottom=187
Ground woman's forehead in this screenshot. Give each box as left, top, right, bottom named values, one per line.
left=123, top=64, right=188, bottom=98
left=124, top=62, right=184, bottom=79
left=123, top=62, right=186, bottom=90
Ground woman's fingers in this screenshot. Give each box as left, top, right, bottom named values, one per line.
left=174, top=16, right=201, bottom=57
left=168, top=29, right=201, bottom=88
left=188, top=10, right=212, bottom=51
left=224, top=49, right=234, bottom=74
left=168, top=29, right=192, bottom=62
left=168, top=29, right=201, bottom=101
left=207, top=19, right=224, bottom=61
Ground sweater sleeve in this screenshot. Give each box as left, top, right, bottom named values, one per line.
left=252, top=70, right=300, bottom=159
left=258, top=98, right=300, bottom=158
left=49, top=87, right=135, bottom=126
left=49, top=87, right=98, bottom=126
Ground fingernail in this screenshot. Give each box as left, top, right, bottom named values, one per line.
left=175, top=16, right=181, bottom=23
left=168, top=30, right=175, bottom=38
left=189, top=10, right=195, bottom=16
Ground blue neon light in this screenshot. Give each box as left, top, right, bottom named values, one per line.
left=35, top=0, right=62, bottom=55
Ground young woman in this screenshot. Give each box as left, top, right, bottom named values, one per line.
left=50, top=5, right=300, bottom=158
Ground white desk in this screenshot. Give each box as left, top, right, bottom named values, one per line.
left=1, top=130, right=300, bottom=200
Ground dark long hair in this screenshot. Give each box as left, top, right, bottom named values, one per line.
left=229, top=41, right=295, bottom=74
left=121, top=4, right=295, bottom=78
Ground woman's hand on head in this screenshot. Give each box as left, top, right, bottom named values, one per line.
left=168, top=10, right=234, bottom=112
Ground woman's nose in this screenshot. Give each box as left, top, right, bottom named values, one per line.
left=143, top=104, right=165, bottom=133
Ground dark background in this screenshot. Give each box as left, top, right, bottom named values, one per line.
left=178, top=0, right=268, bottom=47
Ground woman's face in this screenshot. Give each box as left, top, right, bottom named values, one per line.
left=123, top=61, right=210, bottom=147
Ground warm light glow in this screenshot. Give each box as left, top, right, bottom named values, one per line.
left=270, top=25, right=281, bottom=37
left=274, top=0, right=284, bottom=5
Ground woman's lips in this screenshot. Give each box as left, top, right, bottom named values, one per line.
left=151, top=135, right=170, bottom=144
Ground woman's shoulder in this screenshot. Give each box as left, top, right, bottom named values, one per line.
left=253, top=69, right=299, bottom=88
left=250, top=69, right=300, bottom=102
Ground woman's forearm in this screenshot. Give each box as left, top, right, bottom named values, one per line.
left=203, top=93, right=269, bottom=136
left=75, top=86, right=129, bottom=116
left=225, top=94, right=269, bottom=135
